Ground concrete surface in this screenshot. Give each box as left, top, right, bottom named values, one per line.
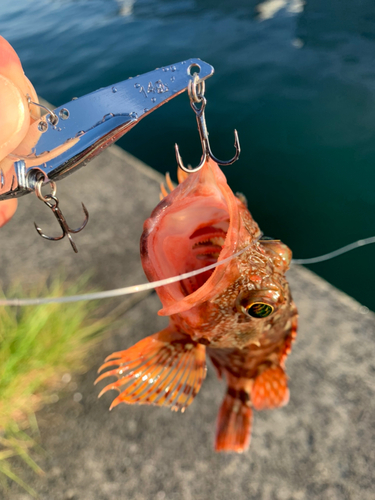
left=1, top=144, right=374, bottom=500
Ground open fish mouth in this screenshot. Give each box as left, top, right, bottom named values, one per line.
left=140, top=160, right=243, bottom=312
left=180, top=222, right=229, bottom=296
left=144, top=194, right=231, bottom=300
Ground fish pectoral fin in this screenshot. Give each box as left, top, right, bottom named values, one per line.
left=215, top=387, right=253, bottom=453
left=251, top=365, right=289, bottom=411
left=95, top=327, right=207, bottom=413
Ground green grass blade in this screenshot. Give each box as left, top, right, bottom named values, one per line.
left=0, top=461, right=38, bottom=497
left=0, top=273, right=114, bottom=496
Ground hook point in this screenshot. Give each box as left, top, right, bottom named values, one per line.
left=234, top=129, right=241, bottom=154
left=67, top=234, right=79, bottom=253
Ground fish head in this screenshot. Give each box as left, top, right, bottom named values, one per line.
left=141, top=159, right=293, bottom=346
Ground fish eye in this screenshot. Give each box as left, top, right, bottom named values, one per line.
left=244, top=302, right=274, bottom=318
left=236, top=290, right=279, bottom=318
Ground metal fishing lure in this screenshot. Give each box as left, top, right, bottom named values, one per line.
left=0, top=59, right=222, bottom=252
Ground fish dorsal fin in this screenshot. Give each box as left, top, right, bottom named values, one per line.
left=159, top=172, right=175, bottom=200
left=95, top=327, right=206, bottom=412
left=159, top=168, right=189, bottom=201
left=177, top=166, right=189, bottom=184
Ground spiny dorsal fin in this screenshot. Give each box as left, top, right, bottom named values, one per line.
left=159, top=172, right=175, bottom=200
left=177, top=166, right=189, bottom=184
left=96, top=327, right=206, bottom=413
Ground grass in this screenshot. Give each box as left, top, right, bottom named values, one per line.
left=0, top=275, right=113, bottom=496
left=0, top=421, right=44, bottom=496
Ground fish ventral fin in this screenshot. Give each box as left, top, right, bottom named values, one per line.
left=215, top=387, right=253, bottom=453
left=95, top=327, right=207, bottom=413
left=251, top=365, right=289, bottom=411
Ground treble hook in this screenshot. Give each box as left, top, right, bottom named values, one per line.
left=34, top=178, right=89, bottom=253
left=175, top=75, right=241, bottom=174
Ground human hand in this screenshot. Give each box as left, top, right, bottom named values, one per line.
left=0, top=36, right=40, bottom=227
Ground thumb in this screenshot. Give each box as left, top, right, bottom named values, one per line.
left=0, top=36, right=30, bottom=162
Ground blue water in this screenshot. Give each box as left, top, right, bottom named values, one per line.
left=1, top=0, right=375, bottom=310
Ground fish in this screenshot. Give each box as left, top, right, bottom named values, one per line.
left=95, top=158, right=298, bottom=453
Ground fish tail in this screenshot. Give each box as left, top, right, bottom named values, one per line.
left=215, top=384, right=253, bottom=453
left=95, top=326, right=206, bottom=412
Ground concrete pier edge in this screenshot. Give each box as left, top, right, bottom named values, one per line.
left=1, top=137, right=374, bottom=500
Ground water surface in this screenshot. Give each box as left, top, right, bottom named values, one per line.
left=1, top=0, right=375, bottom=310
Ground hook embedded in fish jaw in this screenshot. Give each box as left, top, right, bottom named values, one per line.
left=175, top=76, right=241, bottom=174
left=34, top=178, right=89, bottom=253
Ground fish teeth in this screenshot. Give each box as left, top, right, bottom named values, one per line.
left=192, top=236, right=225, bottom=249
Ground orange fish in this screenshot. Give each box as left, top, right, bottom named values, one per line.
left=96, top=159, right=298, bottom=453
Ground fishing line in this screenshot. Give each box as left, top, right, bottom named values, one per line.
left=0, top=245, right=251, bottom=307
left=1, top=237, right=374, bottom=307
left=291, top=236, right=375, bottom=264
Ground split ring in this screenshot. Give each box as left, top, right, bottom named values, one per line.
left=188, top=74, right=206, bottom=104
left=35, top=176, right=57, bottom=203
